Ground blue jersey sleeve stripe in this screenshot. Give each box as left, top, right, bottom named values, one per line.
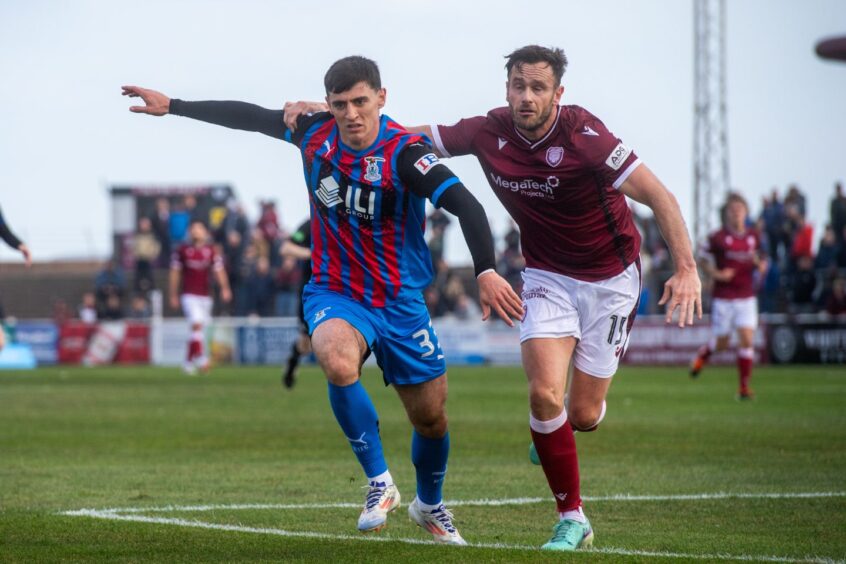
left=284, top=128, right=292, bottom=143
left=431, top=177, right=460, bottom=208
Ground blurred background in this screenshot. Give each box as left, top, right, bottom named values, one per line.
left=0, top=0, right=844, bottom=368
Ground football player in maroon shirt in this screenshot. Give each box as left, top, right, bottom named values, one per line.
left=690, top=193, right=767, bottom=399
left=169, top=220, right=231, bottom=374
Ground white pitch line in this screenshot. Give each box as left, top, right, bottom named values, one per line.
left=70, top=491, right=846, bottom=515
left=60, top=509, right=843, bottom=564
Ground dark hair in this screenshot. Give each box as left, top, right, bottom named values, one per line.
left=504, top=45, right=568, bottom=85
left=324, top=56, right=381, bottom=94
left=725, top=191, right=749, bottom=211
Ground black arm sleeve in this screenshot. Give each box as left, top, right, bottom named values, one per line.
left=437, top=186, right=497, bottom=276
left=0, top=207, right=23, bottom=250
left=169, top=99, right=286, bottom=140
left=397, top=144, right=496, bottom=276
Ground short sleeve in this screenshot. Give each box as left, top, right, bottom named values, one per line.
left=430, top=116, right=486, bottom=157
left=571, top=113, right=641, bottom=190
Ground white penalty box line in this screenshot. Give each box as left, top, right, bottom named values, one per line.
left=60, top=491, right=846, bottom=564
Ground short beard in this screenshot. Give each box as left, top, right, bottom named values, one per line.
left=512, top=102, right=555, bottom=132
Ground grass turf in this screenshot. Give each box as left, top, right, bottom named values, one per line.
left=1, top=364, right=844, bottom=562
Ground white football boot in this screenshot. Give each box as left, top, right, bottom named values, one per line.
left=357, top=482, right=400, bottom=532
left=408, top=497, right=467, bottom=545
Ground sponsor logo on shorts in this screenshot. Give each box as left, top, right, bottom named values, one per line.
left=605, top=142, right=631, bottom=171
left=522, top=286, right=550, bottom=300
left=312, top=306, right=331, bottom=323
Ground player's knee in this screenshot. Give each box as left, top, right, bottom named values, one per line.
left=412, top=411, right=448, bottom=439
left=316, top=353, right=359, bottom=386
left=529, top=388, right=564, bottom=421
left=569, top=401, right=606, bottom=432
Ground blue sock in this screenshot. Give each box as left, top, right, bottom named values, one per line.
left=327, top=381, right=387, bottom=479
left=411, top=430, right=449, bottom=505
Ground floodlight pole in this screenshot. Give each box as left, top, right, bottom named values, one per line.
left=693, top=0, right=731, bottom=243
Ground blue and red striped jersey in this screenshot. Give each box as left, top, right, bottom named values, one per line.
left=285, top=113, right=451, bottom=307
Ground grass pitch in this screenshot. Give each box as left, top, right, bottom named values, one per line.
left=1, top=363, right=844, bottom=562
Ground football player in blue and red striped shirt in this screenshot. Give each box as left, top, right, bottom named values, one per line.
left=122, top=55, right=522, bottom=544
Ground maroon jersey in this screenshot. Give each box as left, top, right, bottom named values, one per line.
left=171, top=243, right=223, bottom=297
left=432, top=105, right=642, bottom=281
left=700, top=227, right=763, bottom=299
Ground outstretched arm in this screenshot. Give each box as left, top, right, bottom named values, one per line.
left=620, top=164, right=702, bottom=326
left=122, top=85, right=286, bottom=139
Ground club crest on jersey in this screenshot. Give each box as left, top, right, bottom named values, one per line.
left=546, top=146, right=565, bottom=167
left=362, top=156, right=385, bottom=182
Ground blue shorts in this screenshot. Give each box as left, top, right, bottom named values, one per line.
left=302, top=286, right=446, bottom=386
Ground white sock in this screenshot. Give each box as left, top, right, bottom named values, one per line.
left=417, top=498, right=443, bottom=512
left=367, top=470, right=394, bottom=487
left=560, top=506, right=587, bottom=523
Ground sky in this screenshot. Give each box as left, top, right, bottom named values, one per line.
left=1, top=0, right=844, bottom=265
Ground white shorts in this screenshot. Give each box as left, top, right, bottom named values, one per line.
left=181, top=294, right=213, bottom=325
left=711, top=297, right=758, bottom=336
left=520, top=263, right=641, bottom=378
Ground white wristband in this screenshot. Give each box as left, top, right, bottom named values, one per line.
left=476, top=268, right=496, bottom=279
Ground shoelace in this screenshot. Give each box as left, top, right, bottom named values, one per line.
left=550, top=519, right=582, bottom=544
left=362, top=484, right=386, bottom=511
left=431, top=505, right=457, bottom=534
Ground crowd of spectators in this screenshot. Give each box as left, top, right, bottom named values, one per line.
left=635, top=181, right=846, bottom=317
left=76, top=182, right=846, bottom=324
left=756, top=182, right=846, bottom=315
left=78, top=195, right=309, bottom=323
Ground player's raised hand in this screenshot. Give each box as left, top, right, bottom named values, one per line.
left=658, top=267, right=702, bottom=327
left=283, top=100, right=328, bottom=131
left=122, top=85, right=171, bottom=116
left=477, top=271, right=524, bottom=327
